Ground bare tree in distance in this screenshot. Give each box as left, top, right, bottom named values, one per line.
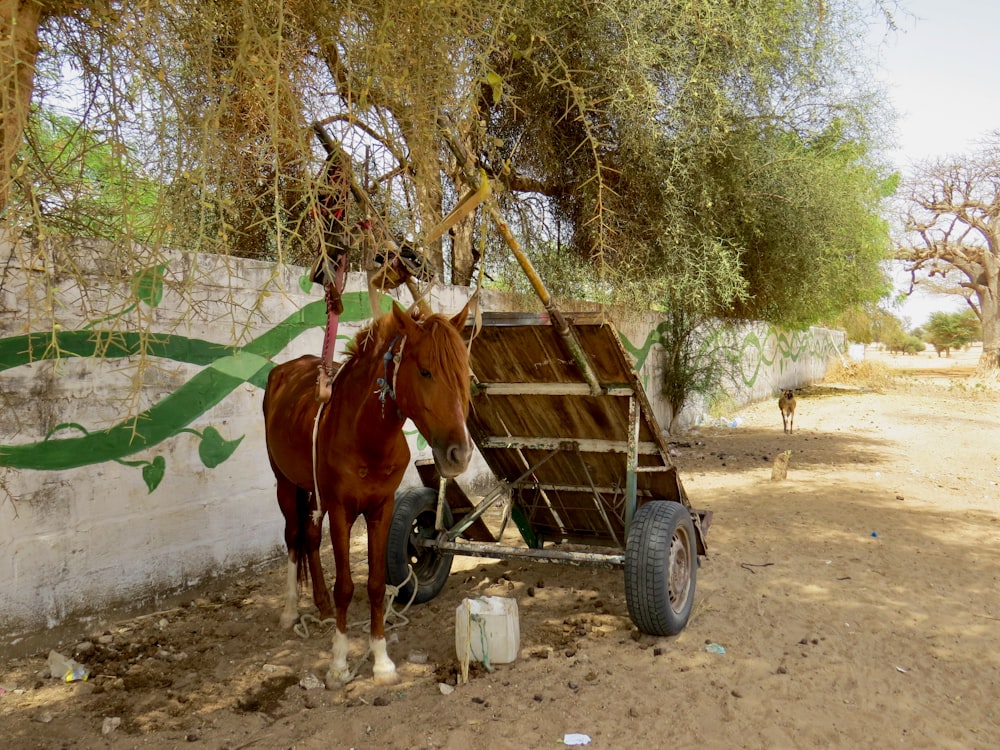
left=899, top=136, right=1000, bottom=377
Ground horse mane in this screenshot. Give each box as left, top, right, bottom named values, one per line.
left=344, top=309, right=469, bottom=402
left=344, top=310, right=398, bottom=361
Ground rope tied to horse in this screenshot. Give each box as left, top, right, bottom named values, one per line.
left=291, top=564, right=420, bottom=640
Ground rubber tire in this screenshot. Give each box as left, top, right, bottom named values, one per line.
left=624, top=500, right=697, bottom=636
left=386, top=486, right=454, bottom=604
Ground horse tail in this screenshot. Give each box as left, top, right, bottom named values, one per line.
left=294, top=487, right=313, bottom=586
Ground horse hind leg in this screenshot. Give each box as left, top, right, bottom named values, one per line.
left=280, top=552, right=299, bottom=630
left=276, top=477, right=303, bottom=629
left=277, top=482, right=332, bottom=629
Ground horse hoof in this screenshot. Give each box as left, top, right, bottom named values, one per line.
left=372, top=665, right=399, bottom=686
left=325, top=667, right=353, bottom=689
left=279, top=612, right=299, bottom=630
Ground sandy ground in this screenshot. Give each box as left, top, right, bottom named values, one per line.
left=2, top=345, right=999, bottom=750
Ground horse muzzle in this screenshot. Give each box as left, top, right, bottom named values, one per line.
left=433, top=427, right=474, bottom=478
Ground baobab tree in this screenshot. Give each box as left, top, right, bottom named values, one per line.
left=899, top=137, right=1000, bottom=377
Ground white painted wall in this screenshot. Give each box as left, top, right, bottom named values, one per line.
left=0, top=235, right=842, bottom=640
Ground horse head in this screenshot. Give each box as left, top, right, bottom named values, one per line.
left=390, top=302, right=473, bottom=478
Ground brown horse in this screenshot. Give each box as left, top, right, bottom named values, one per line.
left=262, top=303, right=472, bottom=685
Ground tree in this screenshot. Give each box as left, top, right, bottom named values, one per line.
left=478, top=3, right=895, bottom=326
left=898, top=137, right=1000, bottom=376
left=4, top=0, right=895, bottom=330
left=923, top=309, right=981, bottom=358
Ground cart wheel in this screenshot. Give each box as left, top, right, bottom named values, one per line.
left=624, top=500, right=697, bottom=636
left=386, top=486, right=454, bottom=604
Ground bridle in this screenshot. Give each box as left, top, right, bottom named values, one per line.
left=375, top=334, right=407, bottom=417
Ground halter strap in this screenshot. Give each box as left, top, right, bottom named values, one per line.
left=375, top=335, right=406, bottom=417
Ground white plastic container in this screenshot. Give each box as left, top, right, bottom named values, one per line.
left=455, top=596, right=520, bottom=665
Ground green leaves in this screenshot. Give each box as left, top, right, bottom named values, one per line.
left=482, top=71, right=503, bottom=105
left=924, top=310, right=981, bottom=353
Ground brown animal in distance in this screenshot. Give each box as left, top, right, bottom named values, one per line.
left=779, top=389, right=796, bottom=434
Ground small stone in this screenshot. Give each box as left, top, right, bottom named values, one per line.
left=731, top=689, right=743, bottom=698
left=101, top=717, right=122, bottom=735
left=299, top=673, right=324, bottom=690
left=471, top=696, right=486, bottom=704
left=567, top=681, right=579, bottom=690
left=33, top=712, right=54, bottom=724
left=186, top=733, right=200, bottom=742
left=564, top=649, right=577, bottom=658
left=74, top=641, right=95, bottom=656
left=438, top=683, right=455, bottom=695
left=527, top=587, right=536, bottom=597
left=533, top=694, right=544, bottom=702
left=653, top=647, right=664, bottom=657
left=628, top=707, right=639, bottom=718
left=777, top=665, right=788, bottom=674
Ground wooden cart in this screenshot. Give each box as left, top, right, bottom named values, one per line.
left=386, top=310, right=711, bottom=636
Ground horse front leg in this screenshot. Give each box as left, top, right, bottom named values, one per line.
left=303, top=501, right=334, bottom=621
left=365, top=499, right=399, bottom=685
left=326, top=506, right=356, bottom=687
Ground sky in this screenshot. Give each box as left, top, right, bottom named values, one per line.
left=871, top=0, right=1000, bottom=326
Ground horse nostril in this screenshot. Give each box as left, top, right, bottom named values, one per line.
left=446, top=439, right=472, bottom=471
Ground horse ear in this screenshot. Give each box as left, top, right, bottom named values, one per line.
left=449, top=296, right=473, bottom=331
left=391, top=302, right=419, bottom=336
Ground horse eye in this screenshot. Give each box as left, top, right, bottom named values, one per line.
left=419, top=367, right=431, bottom=378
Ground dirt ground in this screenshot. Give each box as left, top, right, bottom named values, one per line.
left=3, top=345, right=999, bottom=750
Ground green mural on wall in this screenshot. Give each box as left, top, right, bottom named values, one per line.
left=0, top=265, right=392, bottom=492
left=1, top=261, right=841, bottom=493
left=621, top=319, right=841, bottom=393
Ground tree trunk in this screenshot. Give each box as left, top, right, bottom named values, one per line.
left=977, top=276, right=1000, bottom=379
left=0, top=0, right=44, bottom=214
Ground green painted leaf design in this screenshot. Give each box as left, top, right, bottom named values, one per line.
left=298, top=273, right=314, bottom=294
left=142, top=455, right=166, bottom=493
left=132, top=265, right=166, bottom=308
left=197, top=426, right=245, bottom=468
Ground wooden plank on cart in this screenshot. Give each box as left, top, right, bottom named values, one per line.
left=465, top=311, right=692, bottom=547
